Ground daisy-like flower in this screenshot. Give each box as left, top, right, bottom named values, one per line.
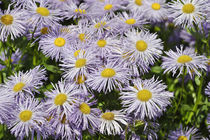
left=0, top=49, right=21, bottom=70
left=44, top=80, right=81, bottom=120
left=87, top=60, right=129, bottom=93
left=3, top=65, right=47, bottom=98
left=127, top=0, right=147, bottom=12
left=205, top=82, right=210, bottom=97
left=25, top=0, right=61, bottom=27
left=120, top=77, right=173, bottom=119
left=99, top=110, right=127, bottom=135
left=168, top=125, right=201, bottom=140
left=161, top=46, right=207, bottom=78
left=144, top=0, right=168, bottom=22
left=91, top=34, right=120, bottom=58
left=0, top=6, right=26, bottom=41
left=60, top=48, right=98, bottom=81
left=61, top=2, right=90, bottom=21
left=0, top=87, right=14, bottom=124
left=70, top=96, right=101, bottom=131
left=168, top=0, right=208, bottom=27
left=8, top=97, right=47, bottom=139
left=114, top=10, right=146, bottom=33
left=90, top=0, right=124, bottom=17
left=123, top=29, right=163, bottom=65
left=39, top=27, right=71, bottom=61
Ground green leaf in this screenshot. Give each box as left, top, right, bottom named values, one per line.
left=44, top=64, right=62, bottom=74
left=195, top=76, right=201, bottom=86
left=151, top=66, right=162, bottom=74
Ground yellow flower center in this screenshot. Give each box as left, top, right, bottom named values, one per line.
left=102, top=112, right=114, bottom=120
left=135, top=0, right=142, bottom=6
left=94, top=21, right=107, bottom=29
left=79, top=103, right=91, bottom=114
left=19, top=110, right=33, bottom=122
left=125, top=18, right=136, bottom=25
left=182, top=3, right=195, bottom=14
left=75, top=58, right=87, bottom=68
left=76, top=75, right=86, bottom=84
left=136, top=40, right=148, bottom=52
left=1, top=14, right=13, bottom=25
left=104, top=4, right=113, bottom=10
left=54, top=37, right=66, bottom=47
left=151, top=3, right=161, bottom=10
left=177, top=55, right=192, bottom=64
left=137, top=89, right=152, bottom=101
left=177, top=136, right=188, bottom=140
left=40, top=27, right=48, bottom=34
left=13, top=82, right=25, bottom=92
left=54, top=93, right=67, bottom=105
left=97, top=40, right=107, bottom=48
left=101, top=68, right=116, bottom=78
left=79, top=33, right=86, bottom=42
left=36, top=7, right=50, bottom=16
left=74, top=9, right=86, bottom=14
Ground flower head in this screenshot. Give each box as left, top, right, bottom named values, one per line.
left=168, top=0, right=208, bottom=27
left=0, top=6, right=26, bottom=41
left=100, top=110, right=127, bottom=135
left=120, top=77, right=173, bottom=120
left=161, top=46, right=207, bottom=78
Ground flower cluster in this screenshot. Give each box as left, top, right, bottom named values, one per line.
left=0, top=0, right=209, bottom=139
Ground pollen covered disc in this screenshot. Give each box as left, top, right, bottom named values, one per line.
left=102, top=112, right=114, bottom=120
left=13, top=82, right=25, bottom=92
left=137, top=89, right=152, bottom=101
left=125, top=19, right=136, bottom=25
left=182, top=3, right=195, bottom=14
left=75, top=58, right=87, bottom=68
left=177, top=55, right=192, bottom=64
left=177, top=136, right=188, bottom=140
left=54, top=93, right=67, bottom=105
left=79, top=103, right=91, bottom=114
left=101, top=68, right=116, bottom=78
left=104, top=4, right=113, bottom=11
left=36, top=7, right=50, bottom=16
left=97, top=40, right=107, bottom=48
left=151, top=3, right=161, bottom=10
left=19, top=110, right=33, bottom=122
left=54, top=37, right=66, bottom=47
left=1, top=14, right=13, bottom=25
left=135, top=0, right=142, bottom=6
left=79, top=33, right=86, bottom=42
left=136, top=40, right=148, bottom=52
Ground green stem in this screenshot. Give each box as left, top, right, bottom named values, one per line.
left=175, top=68, right=186, bottom=113
left=187, top=73, right=204, bottom=124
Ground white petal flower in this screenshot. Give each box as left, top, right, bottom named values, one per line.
left=168, top=0, right=208, bottom=27
left=0, top=6, right=26, bottom=41
left=120, top=77, right=173, bottom=120
left=99, top=110, right=127, bottom=135
left=161, top=46, right=207, bottom=78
